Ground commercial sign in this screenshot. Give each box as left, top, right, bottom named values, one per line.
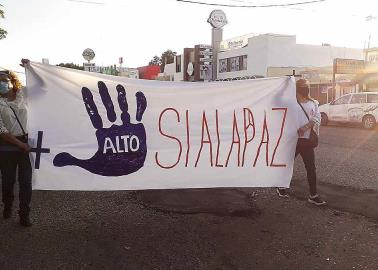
left=82, top=48, right=95, bottom=62
left=220, top=34, right=253, bottom=51
left=198, top=44, right=212, bottom=49
left=199, top=50, right=213, bottom=56
left=200, top=57, right=212, bottom=62
left=334, top=58, right=365, bottom=74
left=366, top=49, right=378, bottom=63
left=207, top=10, right=228, bottom=29
left=83, top=62, right=96, bottom=72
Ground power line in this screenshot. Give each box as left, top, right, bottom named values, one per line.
left=176, top=0, right=326, bottom=8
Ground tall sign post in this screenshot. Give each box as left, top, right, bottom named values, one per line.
left=207, top=10, right=227, bottom=81
left=82, top=48, right=96, bottom=72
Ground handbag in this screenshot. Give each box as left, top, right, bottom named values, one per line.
left=297, top=101, right=318, bottom=148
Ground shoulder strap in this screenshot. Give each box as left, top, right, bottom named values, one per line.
left=297, top=100, right=310, bottom=121
left=8, top=105, right=27, bottom=136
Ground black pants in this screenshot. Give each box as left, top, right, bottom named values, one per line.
left=0, top=150, right=32, bottom=216
left=295, top=138, right=317, bottom=196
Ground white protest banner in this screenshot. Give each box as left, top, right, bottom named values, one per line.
left=26, top=62, right=299, bottom=190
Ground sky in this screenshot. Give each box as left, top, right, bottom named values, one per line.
left=1, top=0, right=378, bottom=74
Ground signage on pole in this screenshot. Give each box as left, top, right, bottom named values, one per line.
left=199, top=50, right=213, bottom=56
left=82, top=48, right=95, bottom=62
left=333, top=58, right=365, bottom=74
left=200, top=57, right=213, bottom=62
left=83, top=62, right=96, bottom=72
left=198, top=44, right=212, bottom=49
left=208, top=10, right=226, bottom=81
left=207, top=10, right=228, bottom=29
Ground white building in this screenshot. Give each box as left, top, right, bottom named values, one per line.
left=118, top=67, right=139, bottom=79
left=161, top=33, right=364, bottom=84
left=217, top=33, right=364, bottom=79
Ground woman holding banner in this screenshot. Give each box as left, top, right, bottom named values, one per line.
left=277, top=79, right=326, bottom=206
left=0, top=59, right=33, bottom=226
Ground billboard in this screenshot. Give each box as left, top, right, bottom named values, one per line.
left=334, top=58, right=364, bottom=74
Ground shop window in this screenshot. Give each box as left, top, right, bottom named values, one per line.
left=220, top=56, right=247, bottom=73
left=219, top=59, right=227, bottom=73
left=230, top=57, right=240, bottom=72
left=242, top=55, right=247, bottom=70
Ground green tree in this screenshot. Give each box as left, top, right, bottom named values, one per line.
left=57, top=63, right=84, bottom=70
left=160, top=49, right=176, bottom=73
left=149, top=55, right=161, bottom=66
left=0, top=4, right=8, bottom=40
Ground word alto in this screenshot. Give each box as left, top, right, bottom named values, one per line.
left=103, top=135, right=140, bottom=154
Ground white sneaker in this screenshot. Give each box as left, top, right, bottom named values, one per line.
left=276, top=188, right=289, bottom=198
left=308, top=194, right=326, bottom=206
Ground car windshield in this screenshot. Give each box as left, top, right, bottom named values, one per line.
left=350, top=94, right=366, bottom=104
left=333, top=95, right=350, bottom=105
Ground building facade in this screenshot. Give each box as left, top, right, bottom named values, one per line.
left=217, top=33, right=364, bottom=80
left=161, top=45, right=213, bottom=82
left=161, top=33, right=364, bottom=85
left=138, top=65, right=161, bottom=80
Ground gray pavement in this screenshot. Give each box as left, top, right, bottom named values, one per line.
left=1, top=189, right=378, bottom=270
left=294, top=125, right=378, bottom=191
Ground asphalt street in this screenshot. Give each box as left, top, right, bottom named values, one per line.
left=294, top=125, right=378, bottom=191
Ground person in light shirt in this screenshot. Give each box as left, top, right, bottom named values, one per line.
left=0, top=59, right=33, bottom=226
left=277, top=79, right=326, bottom=206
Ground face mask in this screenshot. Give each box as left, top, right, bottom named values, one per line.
left=0, top=81, right=10, bottom=94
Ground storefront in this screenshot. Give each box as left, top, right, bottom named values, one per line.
left=216, top=33, right=364, bottom=81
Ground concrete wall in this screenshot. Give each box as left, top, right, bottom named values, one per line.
left=162, top=54, right=186, bottom=81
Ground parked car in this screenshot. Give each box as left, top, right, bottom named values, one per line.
left=319, top=92, right=378, bottom=129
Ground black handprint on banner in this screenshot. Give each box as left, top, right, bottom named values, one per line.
left=53, top=81, right=147, bottom=176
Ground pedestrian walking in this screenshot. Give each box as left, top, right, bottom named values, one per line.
left=277, top=78, right=326, bottom=206
left=0, top=59, right=33, bottom=226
